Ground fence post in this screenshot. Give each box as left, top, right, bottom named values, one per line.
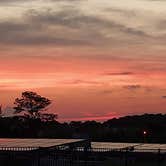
left=37, top=147, right=41, bottom=166
left=125, top=149, right=128, bottom=166
left=158, top=149, right=161, bottom=166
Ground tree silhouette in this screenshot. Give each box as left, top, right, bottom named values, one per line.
left=0, top=104, right=2, bottom=116
left=39, top=113, right=58, bottom=122
left=13, top=91, right=52, bottom=119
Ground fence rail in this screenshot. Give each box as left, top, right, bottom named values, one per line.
left=0, top=147, right=39, bottom=151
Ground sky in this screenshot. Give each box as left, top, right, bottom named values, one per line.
left=1, top=0, right=166, bottom=121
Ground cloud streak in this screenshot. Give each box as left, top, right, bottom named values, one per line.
left=123, top=85, right=142, bottom=90
left=103, top=72, right=133, bottom=76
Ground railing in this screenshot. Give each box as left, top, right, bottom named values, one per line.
left=0, top=147, right=39, bottom=151
left=74, top=147, right=166, bottom=154
left=0, top=146, right=166, bottom=166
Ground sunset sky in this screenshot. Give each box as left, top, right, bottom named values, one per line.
left=1, top=0, right=166, bottom=121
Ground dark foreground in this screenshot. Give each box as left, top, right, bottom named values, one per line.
left=0, top=139, right=166, bottom=166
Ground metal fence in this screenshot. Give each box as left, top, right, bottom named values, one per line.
left=0, top=147, right=166, bottom=166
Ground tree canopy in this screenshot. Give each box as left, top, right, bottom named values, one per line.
left=0, top=113, right=165, bottom=142
left=13, top=91, right=52, bottom=119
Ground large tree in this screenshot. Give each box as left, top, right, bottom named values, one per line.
left=13, top=91, right=53, bottom=119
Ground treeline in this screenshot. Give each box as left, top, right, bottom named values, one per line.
left=0, top=113, right=166, bottom=143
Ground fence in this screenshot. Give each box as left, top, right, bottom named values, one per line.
left=0, top=146, right=166, bottom=166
